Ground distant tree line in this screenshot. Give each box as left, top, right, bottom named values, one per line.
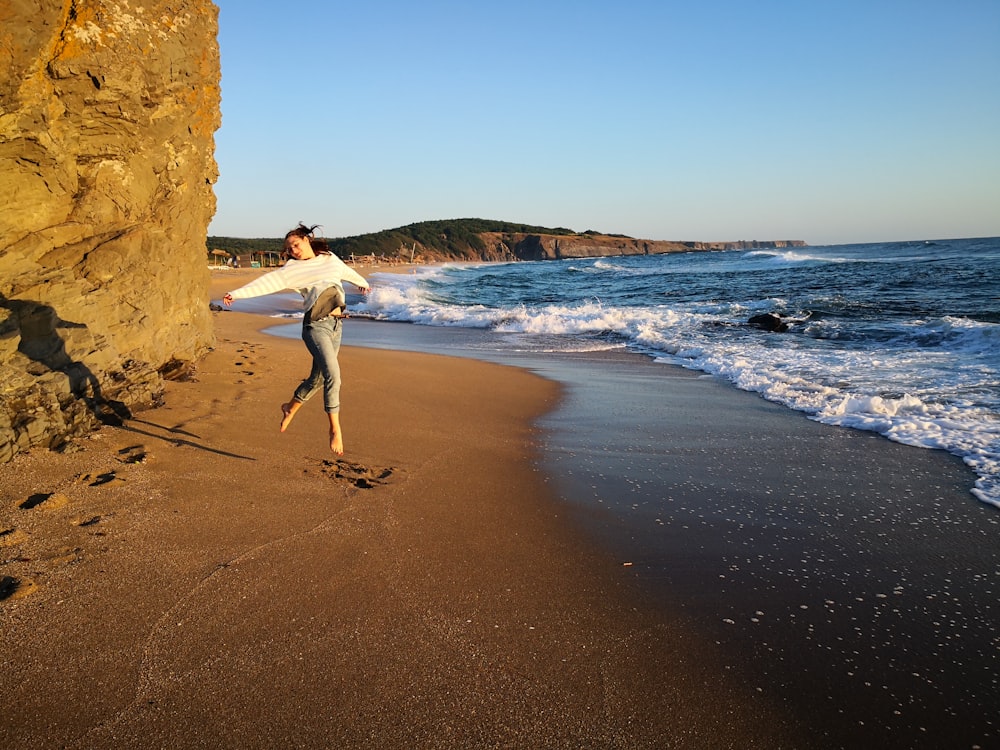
left=208, top=218, right=585, bottom=261
left=206, top=236, right=284, bottom=256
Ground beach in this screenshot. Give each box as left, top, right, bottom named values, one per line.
left=1, top=267, right=995, bottom=749
left=2, top=268, right=797, bottom=748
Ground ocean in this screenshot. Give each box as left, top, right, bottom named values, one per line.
left=344, top=236, right=999, bottom=508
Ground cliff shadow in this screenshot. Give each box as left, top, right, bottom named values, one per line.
left=1, top=294, right=254, bottom=462
left=1, top=294, right=131, bottom=427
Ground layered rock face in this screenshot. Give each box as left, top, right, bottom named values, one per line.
left=480, top=233, right=806, bottom=261
left=0, top=1, right=221, bottom=463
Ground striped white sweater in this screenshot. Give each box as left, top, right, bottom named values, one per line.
left=227, top=254, right=370, bottom=312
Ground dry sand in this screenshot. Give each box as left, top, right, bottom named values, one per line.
left=0, top=271, right=806, bottom=747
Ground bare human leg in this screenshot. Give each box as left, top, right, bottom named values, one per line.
left=280, top=399, right=303, bottom=432
left=328, top=411, right=343, bottom=455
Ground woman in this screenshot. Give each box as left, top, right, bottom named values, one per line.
left=223, top=223, right=370, bottom=455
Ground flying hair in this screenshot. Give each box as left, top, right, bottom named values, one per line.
left=284, top=222, right=331, bottom=256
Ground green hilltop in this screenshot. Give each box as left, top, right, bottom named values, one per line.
left=208, top=218, right=614, bottom=262
left=208, top=219, right=805, bottom=264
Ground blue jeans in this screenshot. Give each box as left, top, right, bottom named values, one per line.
left=295, top=316, right=342, bottom=413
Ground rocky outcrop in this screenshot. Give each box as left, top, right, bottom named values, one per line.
left=0, top=1, right=221, bottom=463
left=479, top=233, right=806, bottom=261
left=676, top=239, right=808, bottom=252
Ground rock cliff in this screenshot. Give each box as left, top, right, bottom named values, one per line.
left=480, top=233, right=806, bottom=261
left=0, top=1, right=221, bottom=463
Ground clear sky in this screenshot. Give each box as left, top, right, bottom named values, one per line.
left=208, top=0, right=1000, bottom=246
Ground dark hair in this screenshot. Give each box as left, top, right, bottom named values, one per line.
left=284, top=223, right=331, bottom=255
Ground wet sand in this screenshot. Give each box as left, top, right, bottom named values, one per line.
left=530, top=348, right=999, bottom=750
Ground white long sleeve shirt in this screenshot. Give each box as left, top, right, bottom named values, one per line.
left=227, top=254, right=370, bottom=312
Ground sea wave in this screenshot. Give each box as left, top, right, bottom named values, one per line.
left=356, top=252, right=1000, bottom=507
left=744, top=249, right=854, bottom=264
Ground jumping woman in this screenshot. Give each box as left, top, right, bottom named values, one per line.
left=223, top=223, right=370, bottom=455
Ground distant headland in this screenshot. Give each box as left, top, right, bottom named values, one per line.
left=208, top=219, right=807, bottom=264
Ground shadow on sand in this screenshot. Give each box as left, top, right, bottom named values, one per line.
left=2, top=295, right=253, bottom=461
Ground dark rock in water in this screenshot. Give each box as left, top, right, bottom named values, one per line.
left=748, top=313, right=790, bottom=332
left=0, top=1, right=222, bottom=463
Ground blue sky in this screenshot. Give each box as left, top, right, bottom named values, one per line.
left=208, top=0, right=1000, bottom=246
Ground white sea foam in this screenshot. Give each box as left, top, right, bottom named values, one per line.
left=743, top=248, right=867, bottom=265
left=590, top=259, right=630, bottom=272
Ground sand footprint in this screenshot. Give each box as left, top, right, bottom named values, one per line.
left=117, top=445, right=148, bottom=464
left=76, top=471, right=124, bottom=487
left=0, top=575, right=36, bottom=602
left=19, top=492, right=71, bottom=510
left=0, top=527, right=29, bottom=546
left=313, top=459, right=396, bottom=489
left=44, top=546, right=83, bottom=567
left=233, top=355, right=256, bottom=376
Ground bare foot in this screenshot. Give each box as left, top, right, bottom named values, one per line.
left=330, top=429, right=344, bottom=455
left=328, top=412, right=344, bottom=455
left=280, top=401, right=301, bottom=432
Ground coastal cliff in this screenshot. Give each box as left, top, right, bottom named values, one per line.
left=482, top=233, right=806, bottom=261
left=0, top=1, right=221, bottom=463
left=235, top=219, right=808, bottom=265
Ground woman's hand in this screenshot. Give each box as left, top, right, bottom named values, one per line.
left=223, top=293, right=233, bottom=307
